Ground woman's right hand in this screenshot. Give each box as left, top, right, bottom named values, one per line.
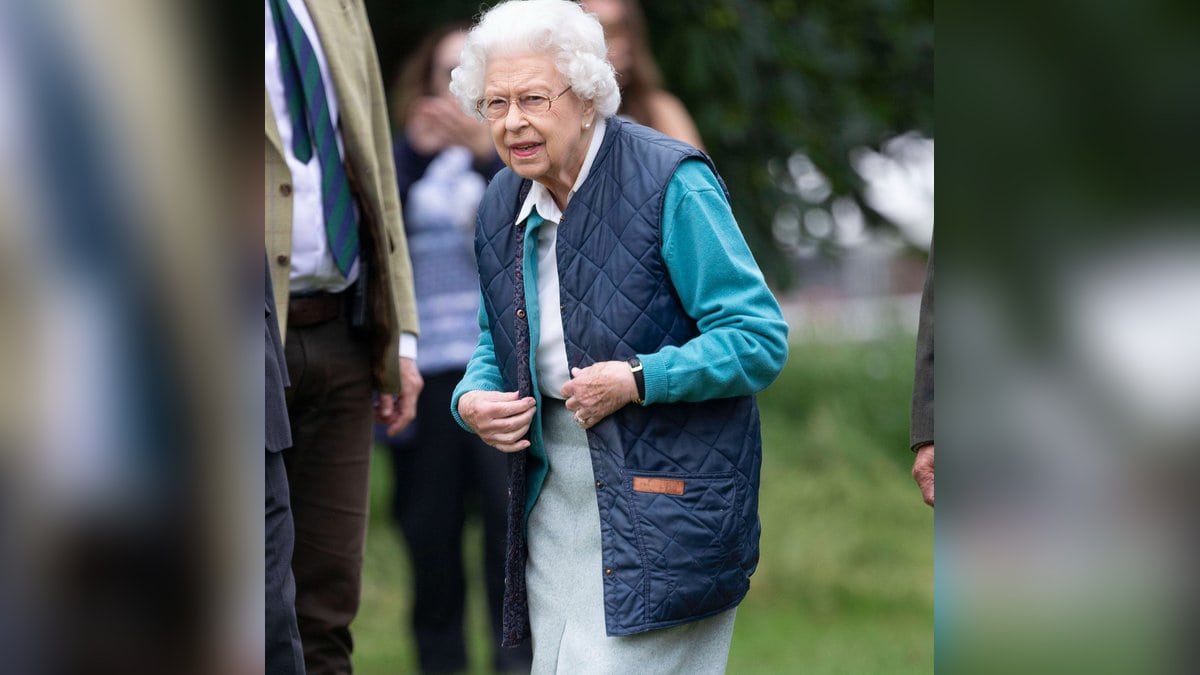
left=458, top=390, right=537, bottom=453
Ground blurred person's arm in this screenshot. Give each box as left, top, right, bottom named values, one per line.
left=343, top=1, right=421, bottom=430
left=911, top=242, right=934, bottom=507
left=647, top=90, right=705, bottom=151
left=344, top=1, right=417, bottom=341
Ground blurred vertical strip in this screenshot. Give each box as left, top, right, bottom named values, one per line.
left=0, top=0, right=258, bottom=673
left=941, top=0, right=1200, bottom=673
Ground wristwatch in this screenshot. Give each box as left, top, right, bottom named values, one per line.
left=627, top=357, right=645, bottom=405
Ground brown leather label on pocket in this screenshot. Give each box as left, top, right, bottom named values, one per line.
left=632, top=476, right=685, bottom=496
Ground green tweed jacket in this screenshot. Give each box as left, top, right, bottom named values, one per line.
left=265, top=0, right=417, bottom=393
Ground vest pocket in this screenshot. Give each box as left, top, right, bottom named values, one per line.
left=627, top=470, right=745, bottom=624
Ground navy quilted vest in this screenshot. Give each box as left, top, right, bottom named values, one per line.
left=476, top=117, right=762, bottom=640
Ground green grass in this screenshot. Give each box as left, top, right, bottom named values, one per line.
left=352, top=333, right=933, bottom=674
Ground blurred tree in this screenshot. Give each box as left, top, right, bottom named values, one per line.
left=365, top=0, right=932, bottom=288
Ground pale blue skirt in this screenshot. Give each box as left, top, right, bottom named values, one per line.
left=526, top=399, right=736, bottom=674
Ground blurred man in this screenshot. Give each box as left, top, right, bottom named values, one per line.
left=911, top=243, right=934, bottom=507
left=266, top=264, right=305, bottom=675
left=265, top=1, right=421, bottom=672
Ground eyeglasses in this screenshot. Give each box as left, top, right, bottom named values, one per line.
left=475, top=85, right=573, bottom=121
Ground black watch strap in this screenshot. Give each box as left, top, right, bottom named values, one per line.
left=627, top=357, right=645, bottom=405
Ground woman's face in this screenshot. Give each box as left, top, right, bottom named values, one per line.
left=483, top=53, right=595, bottom=202
left=582, top=0, right=632, bottom=75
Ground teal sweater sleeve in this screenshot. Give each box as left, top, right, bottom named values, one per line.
left=450, top=296, right=507, bottom=431
left=638, top=160, right=790, bottom=404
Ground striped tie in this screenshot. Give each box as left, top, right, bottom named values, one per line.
left=269, top=0, right=359, bottom=277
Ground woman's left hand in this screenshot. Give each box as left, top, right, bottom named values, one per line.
left=560, top=361, right=640, bottom=430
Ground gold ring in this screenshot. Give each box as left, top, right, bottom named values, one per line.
left=574, top=413, right=586, bottom=427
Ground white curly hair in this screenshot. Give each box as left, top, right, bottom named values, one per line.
left=449, top=0, right=621, bottom=119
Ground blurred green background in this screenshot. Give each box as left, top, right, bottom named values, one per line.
left=364, top=0, right=933, bottom=290
left=351, top=333, right=933, bottom=673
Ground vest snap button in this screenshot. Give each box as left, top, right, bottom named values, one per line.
left=595, top=480, right=603, bottom=489
left=604, top=567, right=613, bottom=576
left=516, top=308, right=526, bottom=319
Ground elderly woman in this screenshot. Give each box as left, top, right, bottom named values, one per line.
left=448, top=1, right=788, bottom=672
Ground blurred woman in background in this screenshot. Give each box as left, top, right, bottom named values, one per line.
left=581, top=0, right=705, bottom=149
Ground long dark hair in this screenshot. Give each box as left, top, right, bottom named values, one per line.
left=389, top=22, right=471, bottom=131
left=605, top=0, right=665, bottom=127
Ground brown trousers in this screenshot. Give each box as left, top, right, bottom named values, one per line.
left=283, top=312, right=374, bottom=675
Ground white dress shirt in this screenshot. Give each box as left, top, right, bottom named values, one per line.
left=265, top=0, right=415, bottom=358
left=515, top=118, right=607, bottom=399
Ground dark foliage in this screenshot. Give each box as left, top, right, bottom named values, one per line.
left=365, top=0, right=932, bottom=288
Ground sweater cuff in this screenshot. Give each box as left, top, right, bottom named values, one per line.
left=450, top=388, right=473, bottom=432
left=638, top=352, right=670, bottom=405
left=399, top=332, right=417, bottom=361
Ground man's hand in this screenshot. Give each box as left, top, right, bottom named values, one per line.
left=458, top=390, right=536, bottom=452
left=560, top=361, right=639, bottom=430
left=376, top=357, right=424, bottom=436
left=912, top=443, right=935, bottom=507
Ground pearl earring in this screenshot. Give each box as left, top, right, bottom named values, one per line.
left=584, top=121, right=591, bottom=129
